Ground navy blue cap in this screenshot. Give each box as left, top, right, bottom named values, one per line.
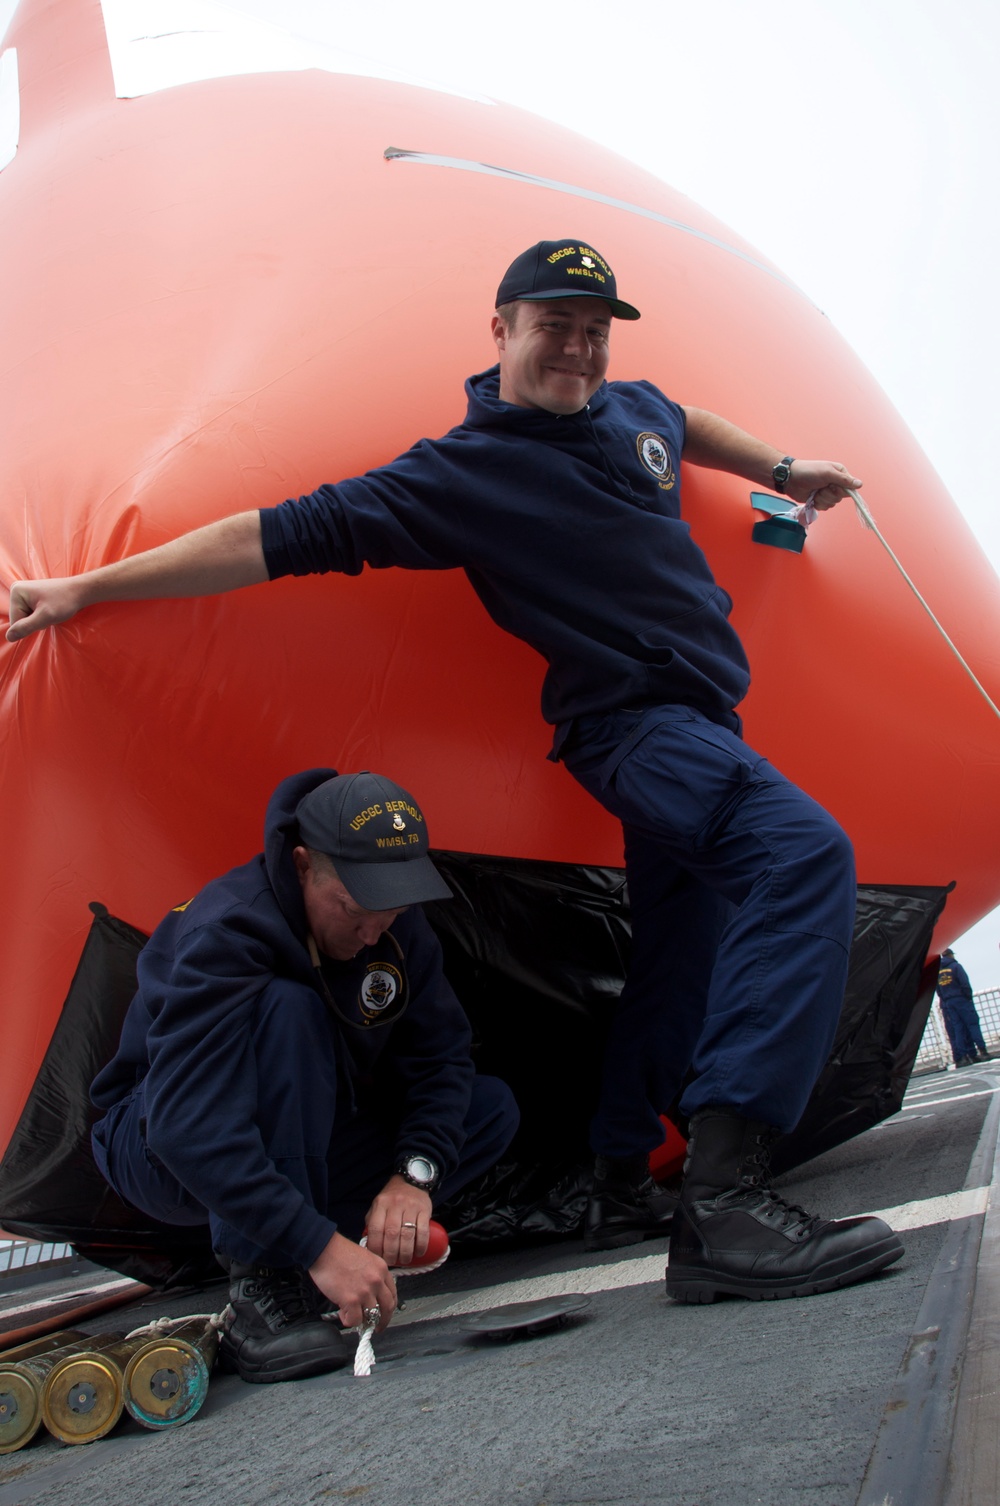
left=295, top=772, right=452, bottom=910
left=496, top=239, right=640, bottom=320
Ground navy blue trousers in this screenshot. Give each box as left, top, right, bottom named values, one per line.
left=96, top=979, right=519, bottom=1266
left=561, top=705, right=857, bottom=1152
left=940, top=996, right=987, bottom=1062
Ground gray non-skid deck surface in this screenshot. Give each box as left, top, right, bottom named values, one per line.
left=1, top=1068, right=994, bottom=1506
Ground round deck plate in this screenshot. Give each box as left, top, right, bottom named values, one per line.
left=461, top=1294, right=591, bottom=1340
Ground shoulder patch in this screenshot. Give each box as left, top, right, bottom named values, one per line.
left=636, top=431, right=676, bottom=490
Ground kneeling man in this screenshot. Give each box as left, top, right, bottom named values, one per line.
left=91, top=768, right=518, bottom=1382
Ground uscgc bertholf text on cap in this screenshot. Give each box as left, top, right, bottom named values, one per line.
left=495, top=239, right=641, bottom=320
left=295, top=772, right=452, bottom=911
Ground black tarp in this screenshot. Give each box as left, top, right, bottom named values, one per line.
left=770, top=881, right=951, bottom=1174
left=0, top=904, right=219, bottom=1285
left=425, top=857, right=952, bottom=1241
left=0, top=863, right=951, bottom=1280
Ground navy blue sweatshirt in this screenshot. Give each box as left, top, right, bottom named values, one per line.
left=260, top=369, right=751, bottom=735
left=937, top=957, right=974, bottom=1001
left=92, top=769, right=475, bottom=1268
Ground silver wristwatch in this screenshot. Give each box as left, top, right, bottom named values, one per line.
left=772, top=456, right=795, bottom=493
left=395, top=1153, right=440, bottom=1192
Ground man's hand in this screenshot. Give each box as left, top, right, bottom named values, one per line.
left=4, top=511, right=269, bottom=644
left=5, top=578, right=88, bottom=642
left=783, top=460, right=861, bottom=511
left=308, top=1230, right=397, bottom=1332
left=363, top=1174, right=433, bottom=1269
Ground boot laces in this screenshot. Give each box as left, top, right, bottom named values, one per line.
left=736, top=1136, right=817, bottom=1233
left=737, top=1132, right=775, bottom=1189
left=247, top=1267, right=315, bottom=1330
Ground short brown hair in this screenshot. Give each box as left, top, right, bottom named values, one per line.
left=304, top=846, right=338, bottom=879
left=494, top=300, right=520, bottom=331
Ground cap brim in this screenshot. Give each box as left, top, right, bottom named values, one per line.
left=331, top=853, right=453, bottom=910
left=510, top=289, right=641, bottom=321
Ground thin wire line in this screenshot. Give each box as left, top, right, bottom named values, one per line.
left=849, top=489, right=1000, bottom=722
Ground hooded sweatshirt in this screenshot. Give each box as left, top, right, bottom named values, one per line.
left=260, top=368, right=751, bottom=738
left=92, top=769, right=475, bottom=1268
left=937, top=956, right=974, bottom=1001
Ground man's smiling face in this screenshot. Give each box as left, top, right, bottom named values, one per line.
left=492, top=297, right=612, bottom=414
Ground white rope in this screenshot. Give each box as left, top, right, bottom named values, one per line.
left=125, top=1310, right=229, bottom=1340
left=353, top=1318, right=377, bottom=1377
left=789, top=491, right=818, bottom=526
left=349, top=1230, right=452, bottom=1375
left=846, top=489, right=1000, bottom=722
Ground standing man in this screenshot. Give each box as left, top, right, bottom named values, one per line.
left=936, top=948, right=991, bottom=1066
left=90, top=768, right=519, bottom=1382
left=7, top=239, right=903, bottom=1303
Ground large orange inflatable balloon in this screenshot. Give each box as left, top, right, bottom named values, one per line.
left=2, top=0, right=1000, bottom=1165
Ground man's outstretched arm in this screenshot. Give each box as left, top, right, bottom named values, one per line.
left=682, top=407, right=861, bottom=511
left=5, top=509, right=268, bottom=642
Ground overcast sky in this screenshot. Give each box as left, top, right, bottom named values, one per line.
left=164, top=0, right=998, bottom=567
left=3, top=0, right=999, bottom=985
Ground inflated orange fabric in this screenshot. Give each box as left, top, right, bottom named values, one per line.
left=2, top=0, right=999, bottom=1157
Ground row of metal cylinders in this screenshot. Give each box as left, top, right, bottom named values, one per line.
left=0, top=1318, right=219, bottom=1452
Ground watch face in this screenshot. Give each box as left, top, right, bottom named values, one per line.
left=406, top=1156, right=435, bottom=1186
left=772, top=458, right=794, bottom=492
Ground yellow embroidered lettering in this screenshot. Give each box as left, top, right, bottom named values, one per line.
left=349, top=803, right=383, bottom=831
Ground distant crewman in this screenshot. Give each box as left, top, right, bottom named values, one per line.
left=936, top=949, right=991, bottom=1067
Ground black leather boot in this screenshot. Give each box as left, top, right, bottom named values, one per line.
left=584, top=1152, right=679, bottom=1252
left=666, top=1108, right=904, bottom=1303
left=219, top=1264, right=352, bottom=1383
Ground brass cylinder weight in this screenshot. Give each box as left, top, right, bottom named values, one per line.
left=0, top=1330, right=91, bottom=1454
left=1, top=1318, right=220, bottom=1448
left=35, top=1332, right=133, bottom=1445
left=123, top=1318, right=219, bottom=1429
